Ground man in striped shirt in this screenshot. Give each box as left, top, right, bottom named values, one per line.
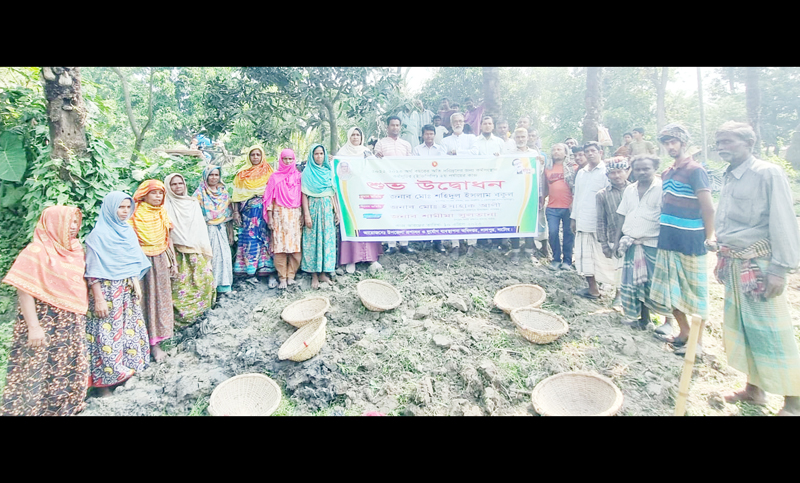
left=650, top=123, right=715, bottom=357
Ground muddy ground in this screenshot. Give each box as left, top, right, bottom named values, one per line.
left=81, top=240, right=800, bottom=416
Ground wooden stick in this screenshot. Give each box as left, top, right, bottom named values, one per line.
left=674, top=315, right=702, bottom=416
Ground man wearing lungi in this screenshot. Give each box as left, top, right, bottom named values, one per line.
left=712, top=121, right=800, bottom=416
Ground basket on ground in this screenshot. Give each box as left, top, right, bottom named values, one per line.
left=510, top=307, right=569, bottom=344
left=493, top=284, right=546, bottom=314
left=531, top=371, right=624, bottom=416
left=281, top=296, right=330, bottom=328
left=357, top=279, right=402, bottom=312
left=207, top=373, right=282, bottom=416
left=278, top=317, right=327, bottom=362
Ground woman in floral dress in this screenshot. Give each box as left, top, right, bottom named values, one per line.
left=84, top=191, right=152, bottom=396
left=164, top=173, right=216, bottom=327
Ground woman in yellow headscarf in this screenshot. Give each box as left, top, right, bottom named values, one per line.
left=129, top=179, right=175, bottom=363
left=232, top=145, right=278, bottom=288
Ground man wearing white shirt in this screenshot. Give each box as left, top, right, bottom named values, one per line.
left=413, top=124, right=447, bottom=253
left=440, top=112, right=477, bottom=258
left=433, top=115, right=448, bottom=144
left=412, top=124, right=447, bottom=157
left=570, top=142, right=614, bottom=299
left=473, top=116, right=506, bottom=156
left=441, top=112, right=476, bottom=156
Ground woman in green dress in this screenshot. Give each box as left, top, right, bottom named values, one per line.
left=300, top=144, right=339, bottom=289
left=164, top=173, right=216, bottom=326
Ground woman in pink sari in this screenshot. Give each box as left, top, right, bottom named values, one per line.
left=263, top=149, right=304, bottom=289
left=336, top=127, right=383, bottom=273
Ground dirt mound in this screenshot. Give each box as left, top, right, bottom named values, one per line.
left=81, top=242, right=794, bottom=416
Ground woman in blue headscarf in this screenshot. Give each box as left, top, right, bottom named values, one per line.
left=300, top=144, right=339, bottom=289
left=84, top=191, right=152, bottom=397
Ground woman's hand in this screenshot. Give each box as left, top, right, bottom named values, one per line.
left=26, top=324, right=46, bottom=348
left=305, top=215, right=313, bottom=229
left=94, top=296, right=110, bottom=319
left=232, top=211, right=241, bottom=227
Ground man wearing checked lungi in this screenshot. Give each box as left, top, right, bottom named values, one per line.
left=649, top=123, right=716, bottom=357
left=710, top=121, right=800, bottom=416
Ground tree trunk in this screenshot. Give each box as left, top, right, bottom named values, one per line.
left=745, top=67, right=762, bottom=157
left=785, top=122, right=800, bottom=170
left=322, top=99, right=338, bottom=154
left=42, top=67, right=87, bottom=180
left=482, top=67, right=502, bottom=124
left=697, top=68, right=708, bottom=164
left=654, top=67, right=668, bottom=155
left=113, top=67, right=155, bottom=163
left=582, top=67, right=602, bottom=144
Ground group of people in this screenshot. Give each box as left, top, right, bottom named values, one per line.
left=2, top=102, right=799, bottom=415
left=565, top=121, right=800, bottom=416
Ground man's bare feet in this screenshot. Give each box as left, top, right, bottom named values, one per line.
left=151, top=344, right=167, bottom=363
left=96, top=387, right=113, bottom=398
left=724, top=384, right=767, bottom=405
left=287, top=277, right=297, bottom=286
left=278, top=278, right=288, bottom=289
left=311, top=273, right=320, bottom=289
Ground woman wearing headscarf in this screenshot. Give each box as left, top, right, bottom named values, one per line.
left=232, top=145, right=278, bottom=288
left=165, top=173, right=216, bottom=327
left=1, top=206, right=90, bottom=416
left=84, top=192, right=152, bottom=397
left=263, top=148, right=303, bottom=289
left=194, top=165, right=234, bottom=294
left=129, top=179, right=175, bottom=363
left=336, top=127, right=383, bottom=273
left=301, top=144, right=339, bottom=289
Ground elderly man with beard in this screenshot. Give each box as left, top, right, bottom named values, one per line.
left=650, top=123, right=715, bottom=357
left=615, top=155, right=676, bottom=333
left=709, top=122, right=800, bottom=416
left=440, top=112, right=477, bottom=258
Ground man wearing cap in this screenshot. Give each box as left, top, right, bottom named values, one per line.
left=595, top=156, right=631, bottom=308
left=711, top=121, right=800, bottom=416
left=650, top=123, right=715, bottom=357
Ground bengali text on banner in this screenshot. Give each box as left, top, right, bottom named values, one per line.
left=332, top=154, right=539, bottom=241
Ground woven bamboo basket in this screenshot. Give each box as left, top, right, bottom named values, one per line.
left=531, top=372, right=624, bottom=416
left=493, top=284, right=546, bottom=314
left=207, top=373, right=282, bottom=416
left=281, top=296, right=330, bottom=328
left=510, top=307, right=569, bottom=344
left=278, top=317, right=327, bottom=362
left=357, top=279, right=402, bottom=312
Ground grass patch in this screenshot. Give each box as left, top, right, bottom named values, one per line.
left=188, top=395, right=209, bottom=416
left=272, top=396, right=298, bottom=416
left=0, top=320, right=13, bottom=393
